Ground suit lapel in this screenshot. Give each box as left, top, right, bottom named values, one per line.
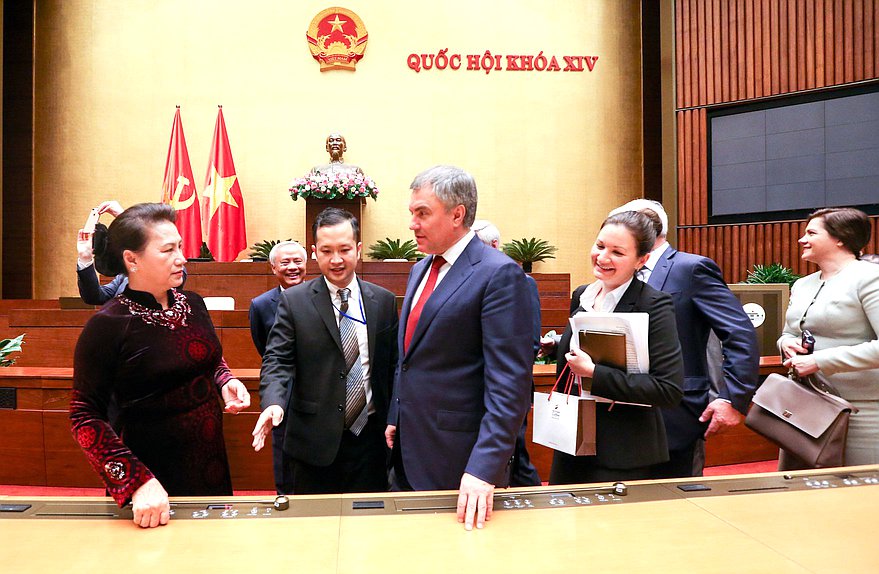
left=648, top=246, right=676, bottom=291
left=359, top=278, right=378, bottom=360
left=310, top=278, right=343, bottom=353
left=406, top=237, right=481, bottom=355
left=269, top=287, right=281, bottom=307
left=614, top=279, right=643, bottom=312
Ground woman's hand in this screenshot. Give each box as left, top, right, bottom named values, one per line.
left=780, top=337, right=807, bottom=359
left=537, top=333, right=558, bottom=359
left=221, top=379, right=251, bottom=414
left=77, top=230, right=94, bottom=264
left=564, top=347, right=596, bottom=378
left=97, top=200, right=124, bottom=217
left=131, top=478, right=170, bottom=528
left=783, top=354, right=819, bottom=376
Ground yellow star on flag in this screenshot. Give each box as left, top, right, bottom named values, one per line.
left=328, top=14, right=347, bottom=32
left=203, top=165, right=238, bottom=220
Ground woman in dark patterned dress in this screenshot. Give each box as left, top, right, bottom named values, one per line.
left=70, top=203, right=251, bottom=528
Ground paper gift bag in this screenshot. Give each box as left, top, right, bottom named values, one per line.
left=532, top=391, right=596, bottom=456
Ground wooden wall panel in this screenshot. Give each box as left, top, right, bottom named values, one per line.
left=678, top=217, right=879, bottom=281
left=675, top=0, right=879, bottom=281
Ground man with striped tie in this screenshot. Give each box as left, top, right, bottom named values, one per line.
left=252, top=207, right=398, bottom=493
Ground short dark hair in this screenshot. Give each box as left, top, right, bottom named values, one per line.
left=808, top=207, right=872, bottom=256
left=94, top=203, right=177, bottom=276
left=312, top=207, right=360, bottom=243
left=600, top=211, right=657, bottom=257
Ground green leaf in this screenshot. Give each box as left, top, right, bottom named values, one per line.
left=501, top=237, right=558, bottom=265
left=744, top=263, right=801, bottom=288
left=248, top=239, right=294, bottom=260
left=0, top=334, right=25, bottom=367
left=366, top=238, right=423, bottom=261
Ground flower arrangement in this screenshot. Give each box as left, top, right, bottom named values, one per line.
left=289, top=171, right=379, bottom=201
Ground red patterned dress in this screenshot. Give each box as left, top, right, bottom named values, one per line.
left=70, top=288, right=234, bottom=506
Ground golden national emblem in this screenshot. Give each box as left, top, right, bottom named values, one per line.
left=306, top=7, right=369, bottom=72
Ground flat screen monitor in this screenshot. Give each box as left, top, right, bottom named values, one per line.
left=708, top=84, right=879, bottom=224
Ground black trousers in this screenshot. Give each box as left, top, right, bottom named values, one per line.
left=292, top=415, right=389, bottom=494
left=648, top=441, right=701, bottom=479
left=271, top=420, right=296, bottom=494
left=549, top=452, right=652, bottom=485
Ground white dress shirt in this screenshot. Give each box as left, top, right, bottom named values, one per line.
left=409, top=230, right=475, bottom=310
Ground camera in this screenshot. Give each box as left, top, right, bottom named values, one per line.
left=801, top=329, right=816, bottom=355
left=83, top=208, right=100, bottom=234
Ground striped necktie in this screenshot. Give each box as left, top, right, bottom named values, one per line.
left=339, top=288, right=367, bottom=435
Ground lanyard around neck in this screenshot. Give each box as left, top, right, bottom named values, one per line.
left=333, top=292, right=366, bottom=325
left=799, top=281, right=825, bottom=331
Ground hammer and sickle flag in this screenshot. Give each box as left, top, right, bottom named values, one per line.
left=201, top=106, right=247, bottom=262
left=160, top=107, right=203, bottom=259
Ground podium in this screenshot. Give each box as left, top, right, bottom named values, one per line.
left=304, top=197, right=365, bottom=246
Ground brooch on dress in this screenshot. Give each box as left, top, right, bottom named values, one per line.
left=119, top=290, right=192, bottom=330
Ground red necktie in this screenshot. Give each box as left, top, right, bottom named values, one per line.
left=404, top=255, right=445, bottom=353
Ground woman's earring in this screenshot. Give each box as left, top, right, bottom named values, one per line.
left=131, top=267, right=138, bottom=272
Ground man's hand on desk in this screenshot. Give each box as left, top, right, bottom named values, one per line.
left=251, top=405, right=284, bottom=451
left=456, top=473, right=494, bottom=531
left=699, top=399, right=744, bottom=438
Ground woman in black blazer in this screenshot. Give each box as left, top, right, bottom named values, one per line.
left=549, top=211, right=684, bottom=484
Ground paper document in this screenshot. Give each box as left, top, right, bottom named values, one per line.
left=569, top=312, right=651, bottom=407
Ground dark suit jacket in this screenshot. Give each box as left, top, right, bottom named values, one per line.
left=77, top=265, right=188, bottom=306
left=556, top=279, right=684, bottom=470
left=77, top=265, right=128, bottom=306
left=526, top=274, right=541, bottom=356
left=389, top=236, right=534, bottom=490
left=646, top=247, right=759, bottom=451
left=249, top=287, right=282, bottom=357
left=259, top=276, right=398, bottom=467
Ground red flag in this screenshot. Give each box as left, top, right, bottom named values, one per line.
left=201, top=107, right=247, bottom=262
left=160, top=107, right=203, bottom=259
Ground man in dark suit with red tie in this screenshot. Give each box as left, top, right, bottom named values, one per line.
left=252, top=208, right=398, bottom=493
left=385, top=165, right=534, bottom=530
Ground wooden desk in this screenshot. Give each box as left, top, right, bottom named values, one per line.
left=2, top=467, right=877, bottom=573
left=1, top=362, right=784, bottom=489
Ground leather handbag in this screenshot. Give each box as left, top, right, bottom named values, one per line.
left=745, top=371, right=858, bottom=469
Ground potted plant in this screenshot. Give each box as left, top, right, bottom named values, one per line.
left=0, top=334, right=25, bottom=367
left=502, top=237, right=557, bottom=273
left=248, top=239, right=293, bottom=262
left=744, top=263, right=800, bottom=288
left=367, top=238, right=422, bottom=262
left=187, top=242, right=214, bottom=262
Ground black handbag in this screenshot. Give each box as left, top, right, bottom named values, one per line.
left=745, top=371, right=858, bottom=470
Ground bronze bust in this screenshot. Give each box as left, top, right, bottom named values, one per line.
left=311, top=133, right=364, bottom=176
